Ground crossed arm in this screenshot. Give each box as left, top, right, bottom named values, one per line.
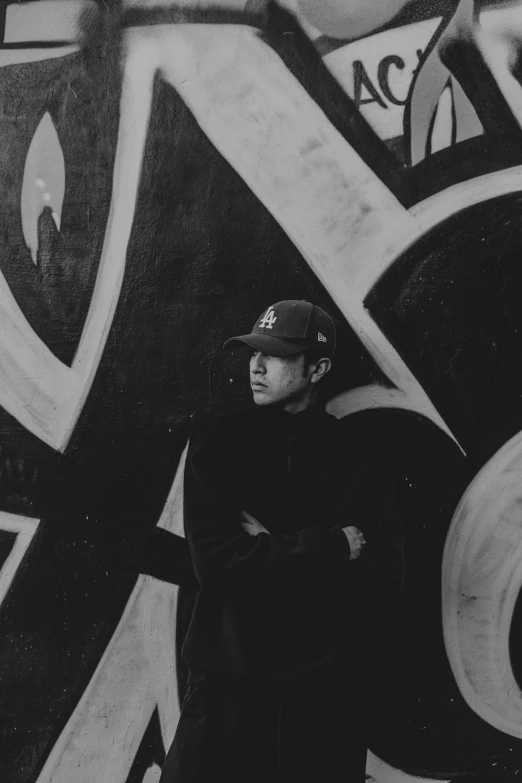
left=184, top=418, right=377, bottom=588
left=240, top=510, right=366, bottom=561
left=107, top=421, right=395, bottom=590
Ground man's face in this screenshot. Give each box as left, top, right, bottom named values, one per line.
left=249, top=351, right=314, bottom=412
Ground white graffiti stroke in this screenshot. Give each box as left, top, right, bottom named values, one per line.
left=0, top=511, right=39, bottom=608
left=0, top=35, right=158, bottom=452
left=35, top=446, right=187, bottom=783
left=443, top=429, right=522, bottom=740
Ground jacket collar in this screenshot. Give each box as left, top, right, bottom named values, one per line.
left=255, top=402, right=330, bottom=430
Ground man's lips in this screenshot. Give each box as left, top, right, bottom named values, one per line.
left=251, top=381, right=267, bottom=389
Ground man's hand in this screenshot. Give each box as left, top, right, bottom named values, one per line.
left=241, top=510, right=269, bottom=536
left=342, top=526, right=366, bottom=560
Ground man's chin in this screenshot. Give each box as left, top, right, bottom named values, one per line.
left=252, top=391, right=273, bottom=406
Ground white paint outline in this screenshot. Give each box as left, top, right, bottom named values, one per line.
left=0, top=510, right=39, bottom=607
left=21, top=112, right=66, bottom=265
left=410, top=165, right=522, bottom=237
left=331, top=166, right=522, bottom=424
left=327, top=384, right=419, bottom=419
left=4, top=1, right=94, bottom=44
left=0, top=32, right=158, bottom=451
left=35, top=445, right=187, bottom=783
left=442, top=429, right=522, bottom=739
left=367, top=751, right=450, bottom=783
left=0, top=0, right=90, bottom=65
left=0, top=48, right=79, bottom=68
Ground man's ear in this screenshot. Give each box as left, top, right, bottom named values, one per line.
left=311, top=357, right=332, bottom=384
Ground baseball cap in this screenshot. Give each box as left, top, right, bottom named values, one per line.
left=223, top=300, right=336, bottom=358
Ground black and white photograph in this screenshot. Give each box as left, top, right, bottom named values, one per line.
left=1, top=1, right=522, bottom=781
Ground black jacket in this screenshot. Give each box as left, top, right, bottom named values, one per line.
left=182, top=404, right=404, bottom=682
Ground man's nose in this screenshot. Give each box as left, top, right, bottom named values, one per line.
left=250, top=352, right=265, bottom=374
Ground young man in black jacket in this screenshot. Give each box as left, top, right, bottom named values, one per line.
left=160, top=300, right=405, bottom=783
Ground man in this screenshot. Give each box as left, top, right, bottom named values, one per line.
left=160, top=300, right=404, bottom=783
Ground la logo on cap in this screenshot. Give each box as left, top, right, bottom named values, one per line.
left=318, top=332, right=327, bottom=342
left=259, top=306, right=277, bottom=330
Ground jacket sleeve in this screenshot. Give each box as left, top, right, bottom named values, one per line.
left=184, top=418, right=353, bottom=586
left=332, top=443, right=406, bottom=628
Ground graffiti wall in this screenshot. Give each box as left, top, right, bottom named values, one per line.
left=2, top=0, right=522, bottom=780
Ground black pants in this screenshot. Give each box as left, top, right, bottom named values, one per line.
left=160, top=670, right=367, bottom=783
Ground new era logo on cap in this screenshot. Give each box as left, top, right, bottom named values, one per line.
left=318, top=332, right=327, bottom=342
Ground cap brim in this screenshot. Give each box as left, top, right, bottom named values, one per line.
left=223, top=334, right=307, bottom=357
